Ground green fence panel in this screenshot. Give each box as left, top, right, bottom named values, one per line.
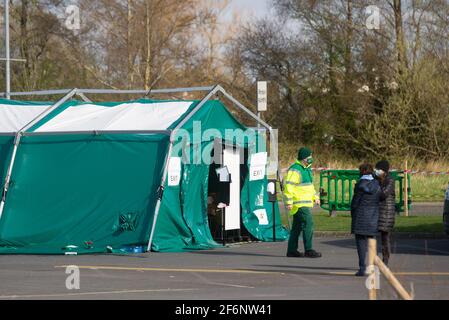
left=319, top=170, right=412, bottom=216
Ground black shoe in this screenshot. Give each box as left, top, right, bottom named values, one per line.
left=355, top=269, right=368, bottom=277
left=304, top=250, right=322, bottom=258
left=286, top=251, right=304, bottom=258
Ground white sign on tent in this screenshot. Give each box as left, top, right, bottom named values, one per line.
left=249, top=152, right=267, bottom=181
left=253, top=209, right=269, bottom=225
left=167, top=157, right=182, bottom=187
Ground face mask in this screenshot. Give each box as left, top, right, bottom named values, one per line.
left=305, top=157, right=314, bottom=166
left=374, top=169, right=385, bottom=177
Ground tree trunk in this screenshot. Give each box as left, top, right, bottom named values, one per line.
left=328, top=42, right=337, bottom=95
left=144, top=0, right=152, bottom=90
left=344, top=0, right=353, bottom=89
left=20, top=0, right=31, bottom=88
left=127, top=0, right=134, bottom=88
left=393, top=0, right=408, bottom=75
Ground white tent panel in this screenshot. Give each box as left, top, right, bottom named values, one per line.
left=0, top=104, right=50, bottom=133
left=35, top=101, right=193, bottom=132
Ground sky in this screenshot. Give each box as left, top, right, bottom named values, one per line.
left=222, top=0, right=271, bottom=22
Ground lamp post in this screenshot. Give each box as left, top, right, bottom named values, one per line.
left=2, top=0, right=26, bottom=99
left=5, top=0, right=10, bottom=99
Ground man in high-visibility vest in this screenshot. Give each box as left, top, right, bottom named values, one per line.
left=284, top=147, right=322, bottom=258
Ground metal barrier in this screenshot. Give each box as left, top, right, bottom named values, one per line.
left=319, top=170, right=412, bottom=217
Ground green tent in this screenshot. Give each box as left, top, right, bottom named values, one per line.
left=0, top=87, right=288, bottom=255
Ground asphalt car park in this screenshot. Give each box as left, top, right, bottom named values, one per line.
left=0, top=236, right=448, bottom=300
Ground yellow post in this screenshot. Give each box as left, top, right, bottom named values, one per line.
left=404, top=160, right=409, bottom=217
left=367, top=238, right=377, bottom=300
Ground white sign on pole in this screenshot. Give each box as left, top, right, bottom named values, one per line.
left=257, top=81, right=267, bottom=112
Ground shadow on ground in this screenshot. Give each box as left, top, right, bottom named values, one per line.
left=188, top=250, right=281, bottom=258
left=321, top=238, right=449, bottom=256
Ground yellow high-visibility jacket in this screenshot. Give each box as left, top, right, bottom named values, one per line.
left=284, top=160, right=318, bottom=215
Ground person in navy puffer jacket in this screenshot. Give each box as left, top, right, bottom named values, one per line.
left=351, top=163, right=383, bottom=276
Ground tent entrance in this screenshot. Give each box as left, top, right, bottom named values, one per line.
left=207, top=144, right=252, bottom=244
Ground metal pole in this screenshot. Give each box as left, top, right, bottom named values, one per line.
left=76, top=92, right=92, bottom=103
left=272, top=201, right=276, bottom=242
left=218, top=86, right=272, bottom=132
left=222, top=207, right=226, bottom=247
left=404, top=160, right=409, bottom=217
left=277, top=170, right=292, bottom=231
left=0, top=86, right=216, bottom=98
left=5, top=0, right=10, bottom=99
left=0, top=89, right=78, bottom=219
left=221, top=145, right=226, bottom=247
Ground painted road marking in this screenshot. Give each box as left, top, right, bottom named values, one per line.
left=329, top=271, right=449, bottom=276
left=55, top=265, right=449, bottom=277
left=55, top=265, right=284, bottom=275
left=0, top=288, right=198, bottom=299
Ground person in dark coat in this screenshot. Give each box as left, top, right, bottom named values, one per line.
left=374, top=160, right=396, bottom=265
left=351, top=163, right=382, bottom=276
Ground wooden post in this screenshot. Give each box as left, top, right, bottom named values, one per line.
left=404, top=160, right=409, bottom=217
left=366, top=239, right=414, bottom=300
left=375, top=256, right=413, bottom=300
left=367, top=238, right=377, bottom=300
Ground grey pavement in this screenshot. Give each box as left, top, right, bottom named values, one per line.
left=0, top=237, right=448, bottom=300
left=409, top=202, right=445, bottom=216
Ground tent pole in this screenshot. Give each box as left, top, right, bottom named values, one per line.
left=0, top=89, right=78, bottom=219
left=146, top=86, right=222, bottom=252
left=214, top=86, right=278, bottom=172
left=143, top=86, right=215, bottom=98
left=216, top=86, right=273, bottom=134
left=0, top=89, right=73, bottom=97
left=76, top=92, right=92, bottom=103
left=0, top=86, right=215, bottom=98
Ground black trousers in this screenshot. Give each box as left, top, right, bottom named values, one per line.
left=355, top=234, right=374, bottom=271
left=380, top=231, right=391, bottom=264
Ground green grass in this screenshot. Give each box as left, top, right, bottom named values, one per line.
left=411, top=175, right=449, bottom=202
left=312, top=212, right=445, bottom=233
